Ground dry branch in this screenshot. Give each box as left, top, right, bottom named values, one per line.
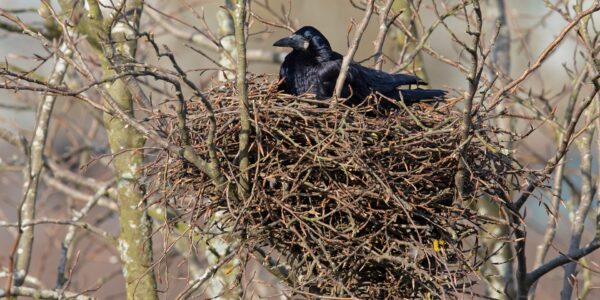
left=334, top=0, right=375, bottom=98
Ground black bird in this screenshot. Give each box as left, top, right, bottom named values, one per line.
left=273, top=26, right=446, bottom=107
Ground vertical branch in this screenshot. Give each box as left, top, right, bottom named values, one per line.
left=595, top=105, right=600, bottom=240
left=217, top=1, right=237, bottom=81
left=491, top=0, right=512, bottom=148
left=391, top=0, right=428, bottom=80
left=11, top=32, right=72, bottom=288
left=559, top=2, right=599, bottom=298
left=201, top=2, right=246, bottom=298
left=99, top=1, right=158, bottom=299
left=529, top=69, right=582, bottom=300
left=234, top=0, right=250, bottom=198
left=479, top=1, right=515, bottom=299
left=55, top=182, right=112, bottom=289
left=373, top=0, right=395, bottom=70
left=334, top=0, right=375, bottom=98
left=491, top=0, right=510, bottom=79
left=454, top=0, right=482, bottom=200
left=520, top=85, right=600, bottom=298
left=528, top=159, right=566, bottom=298
left=560, top=103, right=597, bottom=300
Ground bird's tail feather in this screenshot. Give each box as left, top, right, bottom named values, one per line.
left=391, top=73, right=428, bottom=86
left=397, top=88, right=447, bottom=103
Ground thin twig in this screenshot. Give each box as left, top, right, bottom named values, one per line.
left=334, top=0, right=375, bottom=99
left=486, top=2, right=600, bottom=109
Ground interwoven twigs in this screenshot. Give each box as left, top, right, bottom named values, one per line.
left=150, top=75, right=526, bottom=298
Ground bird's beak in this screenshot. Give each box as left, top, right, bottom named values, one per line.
left=273, top=34, right=307, bottom=50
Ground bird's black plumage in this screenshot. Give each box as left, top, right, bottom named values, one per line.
left=273, top=26, right=446, bottom=107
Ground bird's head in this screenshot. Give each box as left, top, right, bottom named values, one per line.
left=273, top=26, right=332, bottom=53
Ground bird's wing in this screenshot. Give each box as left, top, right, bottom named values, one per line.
left=397, top=89, right=447, bottom=102
left=314, top=55, right=439, bottom=102
left=318, top=60, right=426, bottom=93
left=349, top=62, right=426, bottom=93
left=315, top=59, right=343, bottom=97
left=277, top=64, right=287, bottom=91
left=315, top=54, right=375, bottom=100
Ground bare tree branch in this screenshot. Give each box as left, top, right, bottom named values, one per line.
left=0, top=285, right=94, bottom=300
left=454, top=0, right=483, bottom=200
left=334, top=0, right=375, bottom=99
left=487, top=2, right=600, bottom=109
left=373, top=0, right=396, bottom=70
left=12, top=33, right=72, bottom=288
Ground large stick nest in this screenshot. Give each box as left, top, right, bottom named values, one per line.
left=150, top=75, right=524, bottom=299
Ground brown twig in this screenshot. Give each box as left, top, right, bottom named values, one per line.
left=486, top=2, right=600, bottom=109
left=334, top=0, right=375, bottom=99
left=373, top=0, right=398, bottom=70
